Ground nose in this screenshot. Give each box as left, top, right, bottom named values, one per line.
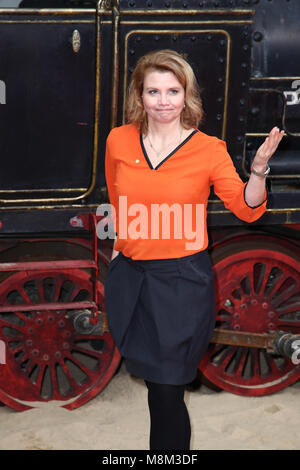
left=158, top=93, right=169, bottom=105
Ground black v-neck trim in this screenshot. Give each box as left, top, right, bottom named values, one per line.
left=140, top=129, right=199, bottom=170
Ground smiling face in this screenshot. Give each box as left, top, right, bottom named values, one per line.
left=141, top=69, right=185, bottom=127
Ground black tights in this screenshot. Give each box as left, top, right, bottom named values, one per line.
left=145, top=380, right=191, bottom=450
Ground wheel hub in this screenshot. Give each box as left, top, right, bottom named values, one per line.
left=229, top=296, right=277, bottom=333
left=21, top=311, right=73, bottom=365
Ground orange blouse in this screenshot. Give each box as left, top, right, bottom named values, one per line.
left=105, top=124, right=267, bottom=260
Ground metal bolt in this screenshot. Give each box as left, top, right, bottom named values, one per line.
left=234, top=324, right=240, bottom=331
left=54, top=351, right=61, bottom=359
left=234, top=313, right=240, bottom=319
left=48, top=316, right=54, bottom=322
left=31, top=349, right=39, bottom=357
left=253, top=31, right=263, bottom=42
left=43, top=354, right=49, bottom=361
left=63, top=330, right=71, bottom=338
left=26, top=339, right=33, bottom=346
left=268, top=311, right=275, bottom=318
left=262, top=303, right=268, bottom=309
left=62, top=342, right=70, bottom=349
left=268, top=323, right=275, bottom=330
left=58, top=320, right=65, bottom=328
left=251, top=299, right=257, bottom=305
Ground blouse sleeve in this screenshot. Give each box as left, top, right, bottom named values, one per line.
left=104, top=131, right=118, bottom=235
left=209, top=139, right=267, bottom=223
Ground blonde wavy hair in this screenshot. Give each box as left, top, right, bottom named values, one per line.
left=126, top=49, right=204, bottom=134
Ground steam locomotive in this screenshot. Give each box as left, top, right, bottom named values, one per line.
left=0, top=0, right=299, bottom=411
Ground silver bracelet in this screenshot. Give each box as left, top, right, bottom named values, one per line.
left=251, top=163, right=270, bottom=178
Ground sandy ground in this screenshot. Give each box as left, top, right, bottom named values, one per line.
left=0, top=360, right=300, bottom=451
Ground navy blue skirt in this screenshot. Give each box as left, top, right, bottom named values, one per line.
left=104, top=250, right=216, bottom=385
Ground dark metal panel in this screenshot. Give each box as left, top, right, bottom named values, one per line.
left=0, top=13, right=97, bottom=198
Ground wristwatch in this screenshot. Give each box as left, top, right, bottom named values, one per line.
left=251, top=163, right=270, bottom=178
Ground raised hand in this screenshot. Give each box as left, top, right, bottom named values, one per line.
left=253, top=127, right=285, bottom=171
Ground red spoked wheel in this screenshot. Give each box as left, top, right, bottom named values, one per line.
left=200, top=240, right=300, bottom=396
left=0, top=240, right=121, bottom=411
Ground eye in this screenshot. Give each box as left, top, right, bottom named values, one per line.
left=169, top=89, right=179, bottom=94
left=148, top=89, right=157, bottom=95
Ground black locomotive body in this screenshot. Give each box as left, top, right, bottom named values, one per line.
left=0, top=0, right=299, bottom=410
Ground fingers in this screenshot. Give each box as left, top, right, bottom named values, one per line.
left=264, top=127, right=284, bottom=154
left=254, top=127, right=284, bottom=165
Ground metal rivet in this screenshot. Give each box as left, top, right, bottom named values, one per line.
left=253, top=31, right=264, bottom=42
left=135, top=159, right=140, bottom=164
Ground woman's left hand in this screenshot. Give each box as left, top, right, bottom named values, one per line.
left=253, top=126, right=285, bottom=171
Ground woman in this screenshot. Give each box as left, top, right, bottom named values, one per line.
left=104, top=49, right=284, bottom=450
